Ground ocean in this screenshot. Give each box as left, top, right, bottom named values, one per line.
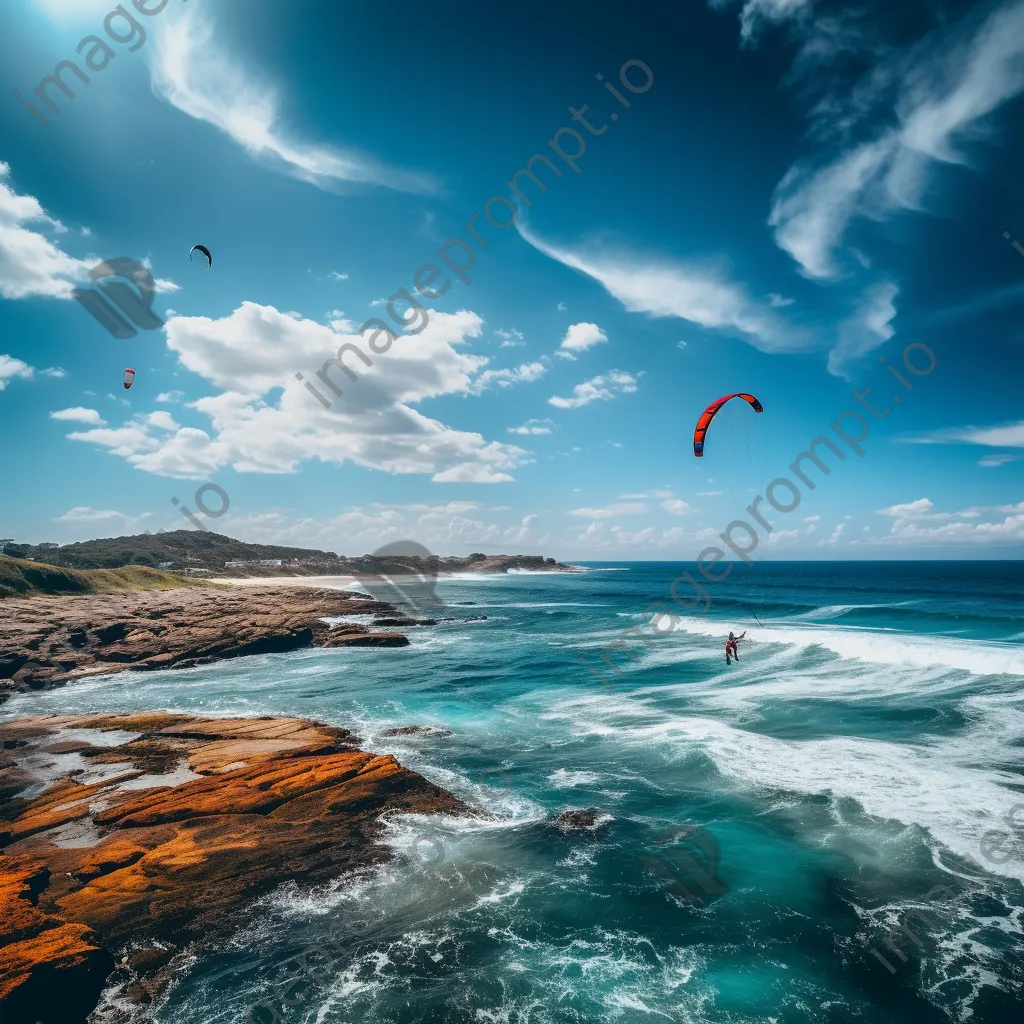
left=6, top=561, right=1024, bottom=1023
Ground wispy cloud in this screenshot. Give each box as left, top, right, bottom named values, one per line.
left=828, top=280, right=899, bottom=377
left=713, top=0, right=815, bottom=47
left=903, top=419, right=1024, bottom=448
left=509, top=418, right=554, bottom=435
left=470, top=361, right=548, bottom=393
left=767, top=0, right=1024, bottom=280
left=148, top=5, right=439, bottom=196
left=519, top=223, right=806, bottom=354
left=568, top=503, right=649, bottom=519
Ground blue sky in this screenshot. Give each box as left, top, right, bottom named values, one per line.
left=1, top=0, right=1022, bottom=559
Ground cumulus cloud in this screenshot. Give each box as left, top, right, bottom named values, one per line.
left=148, top=4, right=438, bottom=196
left=557, top=322, right=608, bottom=360
left=661, top=499, right=695, bottom=515
left=877, top=498, right=938, bottom=518
left=63, top=304, right=528, bottom=483
left=549, top=370, right=639, bottom=410
left=50, top=407, right=106, bottom=425
left=872, top=497, right=1024, bottom=545
left=0, top=166, right=91, bottom=300
left=0, top=354, right=34, bottom=390
left=519, top=223, right=807, bottom=354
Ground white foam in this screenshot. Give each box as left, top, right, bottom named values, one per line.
left=547, top=769, right=602, bottom=789
left=666, top=616, right=1024, bottom=676
left=545, top=690, right=1024, bottom=884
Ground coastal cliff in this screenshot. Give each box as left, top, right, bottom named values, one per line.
left=0, top=585, right=412, bottom=704
left=0, top=713, right=469, bottom=1023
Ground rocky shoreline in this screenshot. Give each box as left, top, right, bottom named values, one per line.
left=0, top=712, right=470, bottom=1023
left=0, top=585, right=426, bottom=704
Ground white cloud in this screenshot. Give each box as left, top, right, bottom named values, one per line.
left=549, top=370, right=639, bottom=410
left=979, top=454, right=1019, bottom=467
left=874, top=500, right=1024, bottom=545
left=905, top=419, right=1024, bottom=448
left=557, top=302, right=566, bottom=311
left=40, top=366, right=67, bottom=378
left=519, top=224, right=807, bottom=354
left=470, top=361, right=548, bottom=393
left=0, top=168, right=92, bottom=300
left=767, top=293, right=795, bottom=307
left=66, top=304, right=528, bottom=483
left=714, top=0, right=815, bottom=46
left=828, top=280, right=898, bottom=376
left=50, top=406, right=105, bottom=425
left=0, top=355, right=34, bottom=390
left=698, top=490, right=724, bottom=497
left=148, top=5, right=438, bottom=196
left=661, top=499, right=695, bottom=515
left=54, top=506, right=143, bottom=525
left=509, top=418, right=554, bottom=435
left=558, top=322, right=608, bottom=359
left=767, top=0, right=1024, bottom=280
left=157, top=390, right=185, bottom=403
left=495, top=328, right=525, bottom=348
left=329, top=271, right=349, bottom=281
left=877, top=498, right=936, bottom=518
left=568, top=503, right=649, bottom=519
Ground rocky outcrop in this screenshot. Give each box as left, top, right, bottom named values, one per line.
left=379, top=725, right=453, bottom=738
left=0, top=587, right=410, bottom=703
left=0, top=713, right=468, bottom=1022
left=554, top=808, right=606, bottom=831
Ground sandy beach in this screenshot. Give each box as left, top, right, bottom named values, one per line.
left=209, top=574, right=359, bottom=587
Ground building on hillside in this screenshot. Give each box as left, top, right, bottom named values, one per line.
left=158, top=562, right=175, bottom=569
left=37, top=542, right=59, bottom=549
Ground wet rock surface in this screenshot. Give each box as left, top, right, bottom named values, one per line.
left=554, top=808, right=605, bottom=831
left=0, top=587, right=410, bottom=703
left=0, top=712, right=468, bottom=1023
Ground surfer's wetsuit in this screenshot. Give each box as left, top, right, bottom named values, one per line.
left=725, top=631, right=746, bottom=664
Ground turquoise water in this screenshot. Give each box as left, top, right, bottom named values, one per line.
left=6, top=561, right=1024, bottom=1023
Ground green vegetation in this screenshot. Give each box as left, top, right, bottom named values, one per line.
left=3, top=531, right=338, bottom=572
left=0, top=556, right=223, bottom=599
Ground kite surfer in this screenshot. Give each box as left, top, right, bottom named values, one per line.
left=725, top=631, right=745, bottom=665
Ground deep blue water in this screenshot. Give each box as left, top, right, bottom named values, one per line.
left=5, top=561, right=1024, bottom=1023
